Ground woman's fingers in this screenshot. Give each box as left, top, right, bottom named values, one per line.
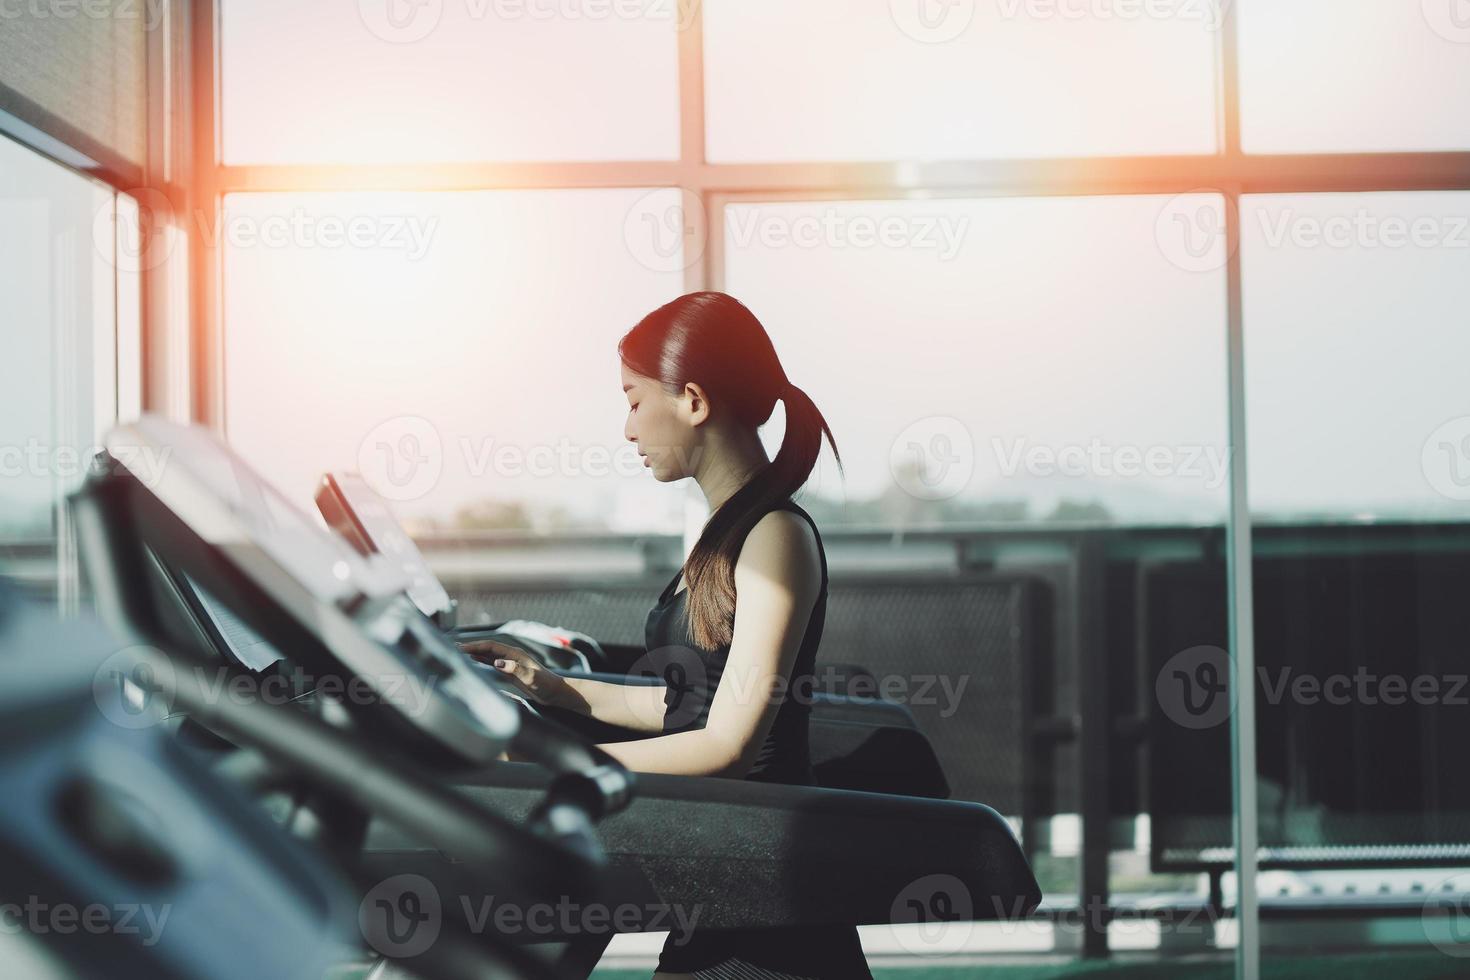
left=457, top=638, right=564, bottom=707
left=493, top=657, right=533, bottom=683
left=461, top=638, right=529, bottom=665
left=474, top=645, right=547, bottom=698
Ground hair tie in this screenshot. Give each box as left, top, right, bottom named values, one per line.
left=782, top=379, right=799, bottom=400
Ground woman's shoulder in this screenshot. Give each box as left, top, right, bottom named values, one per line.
left=736, top=506, right=823, bottom=591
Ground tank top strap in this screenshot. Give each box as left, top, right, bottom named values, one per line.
left=657, top=565, right=683, bottom=605
left=663, top=499, right=827, bottom=605
left=769, top=499, right=828, bottom=587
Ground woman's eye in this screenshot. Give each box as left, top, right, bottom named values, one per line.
left=629, top=403, right=639, bottom=413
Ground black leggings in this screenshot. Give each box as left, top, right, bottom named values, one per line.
left=655, top=921, right=873, bottom=979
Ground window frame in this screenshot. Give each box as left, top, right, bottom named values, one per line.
left=185, top=3, right=1470, bottom=975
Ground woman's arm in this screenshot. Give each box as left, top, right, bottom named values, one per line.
left=460, top=639, right=668, bottom=734
left=594, top=510, right=822, bottom=777
left=554, top=674, right=667, bottom=733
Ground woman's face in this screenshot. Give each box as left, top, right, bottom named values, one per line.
left=622, top=363, right=700, bottom=483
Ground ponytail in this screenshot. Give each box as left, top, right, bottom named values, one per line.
left=680, top=380, right=841, bottom=649
left=619, top=292, right=841, bottom=650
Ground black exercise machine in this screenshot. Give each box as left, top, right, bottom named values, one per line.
left=315, top=468, right=951, bottom=800
left=73, top=417, right=1040, bottom=978
left=0, top=581, right=354, bottom=980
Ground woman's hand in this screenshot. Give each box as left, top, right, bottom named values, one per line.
left=460, top=638, right=569, bottom=708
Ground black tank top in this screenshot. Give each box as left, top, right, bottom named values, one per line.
left=643, top=500, right=827, bottom=786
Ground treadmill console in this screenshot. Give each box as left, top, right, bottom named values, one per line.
left=315, top=471, right=456, bottom=628
left=79, top=416, right=520, bottom=766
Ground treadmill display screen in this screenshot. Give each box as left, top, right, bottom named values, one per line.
left=318, top=473, right=454, bottom=621
left=185, top=573, right=284, bottom=672
left=108, top=419, right=407, bottom=606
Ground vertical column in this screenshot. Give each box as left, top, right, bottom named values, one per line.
left=1216, top=1, right=1259, bottom=976
left=1076, top=535, right=1110, bottom=958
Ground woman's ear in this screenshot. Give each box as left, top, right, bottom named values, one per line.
left=682, top=381, right=712, bottom=427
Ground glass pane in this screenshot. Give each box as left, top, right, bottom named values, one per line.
left=1240, top=0, right=1470, bottom=153
left=1242, top=191, right=1470, bottom=967
left=116, top=194, right=143, bottom=423
left=724, top=195, right=1230, bottom=524
left=222, top=189, right=688, bottom=536
left=704, top=0, right=1220, bottom=162
left=725, top=195, right=1234, bottom=958
left=220, top=0, right=680, bottom=164
left=0, top=135, right=117, bottom=602
left=1242, top=192, right=1470, bottom=521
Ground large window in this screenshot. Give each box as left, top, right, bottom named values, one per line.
left=1239, top=0, right=1470, bottom=153
left=220, top=0, right=680, bottom=164
left=704, top=0, right=1219, bottom=161
left=0, top=134, right=130, bottom=603
left=723, top=195, right=1230, bottom=526
left=207, top=0, right=1470, bottom=971
left=1242, top=192, right=1470, bottom=520
left=222, top=189, right=689, bottom=531
left=1235, top=190, right=1470, bottom=968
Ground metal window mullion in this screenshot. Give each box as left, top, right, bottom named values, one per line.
left=1223, top=182, right=1259, bottom=980
left=1218, top=1, right=1259, bottom=975
left=677, top=0, right=707, bottom=297
left=191, top=0, right=222, bottom=430
left=209, top=153, right=1470, bottom=197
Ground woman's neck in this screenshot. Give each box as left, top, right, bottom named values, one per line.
left=693, top=428, right=770, bottom=512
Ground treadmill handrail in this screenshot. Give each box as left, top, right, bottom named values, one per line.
left=146, top=644, right=605, bottom=895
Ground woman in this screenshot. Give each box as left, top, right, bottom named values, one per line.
left=463, top=292, right=873, bottom=979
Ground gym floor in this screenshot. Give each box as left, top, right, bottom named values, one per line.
left=583, top=950, right=1469, bottom=979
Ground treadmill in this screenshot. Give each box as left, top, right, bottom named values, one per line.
left=315, top=468, right=952, bottom=800
left=0, top=579, right=356, bottom=980
left=76, top=417, right=1041, bottom=977
left=70, top=418, right=633, bottom=979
